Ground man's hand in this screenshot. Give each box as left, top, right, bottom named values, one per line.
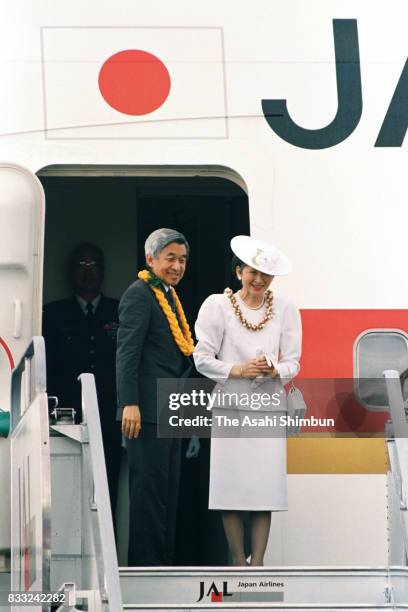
left=122, top=405, right=142, bottom=438
left=186, top=436, right=200, bottom=458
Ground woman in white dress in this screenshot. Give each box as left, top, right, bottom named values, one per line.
left=193, top=235, right=301, bottom=566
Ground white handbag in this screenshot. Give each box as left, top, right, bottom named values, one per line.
left=286, top=382, right=307, bottom=436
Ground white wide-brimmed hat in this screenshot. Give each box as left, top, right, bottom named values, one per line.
left=231, top=235, right=292, bottom=276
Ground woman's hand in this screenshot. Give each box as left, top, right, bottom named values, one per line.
left=255, top=356, right=278, bottom=377
left=230, top=359, right=265, bottom=379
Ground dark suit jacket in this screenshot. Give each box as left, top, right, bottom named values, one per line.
left=116, top=279, right=193, bottom=423
left=42, top=295, right=119, bottom=433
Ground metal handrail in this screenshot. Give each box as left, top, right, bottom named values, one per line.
left=79, top=372, right=123, bottom=611
left=383, top=370, right=408, bottom=439
left=9, top=337, right=123, bottom=609
left=383, top=369, right=408, bottom=564
left=9, top=335, right=52, bottom=596
left=10, top=336, right=47, bottom=432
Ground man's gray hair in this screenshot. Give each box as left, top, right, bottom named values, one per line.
left=145, top=228, right=190, bottom=259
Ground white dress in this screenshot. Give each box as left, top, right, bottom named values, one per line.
left=193, top=292, right=302, bottom=511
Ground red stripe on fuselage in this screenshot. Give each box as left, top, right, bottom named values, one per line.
left=297, top=310, right=408, bottom=433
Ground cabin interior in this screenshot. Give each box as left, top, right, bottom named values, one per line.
left=38, top=167, right=250, bottom=565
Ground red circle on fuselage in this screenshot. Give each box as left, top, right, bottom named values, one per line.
left=98, top=49, right=171, bottom=116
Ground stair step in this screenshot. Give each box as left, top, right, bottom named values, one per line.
left=119, top=567, right=407, bottom=607
left=122, top=605, right=408, bottom=611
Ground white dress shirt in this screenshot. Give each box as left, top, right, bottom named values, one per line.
left=76, top=294, right=101, bottom=315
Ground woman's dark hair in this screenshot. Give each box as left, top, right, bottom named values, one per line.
left=230, top=255, right=247, bottom=289
left=231, top=254, right=246, bottom=274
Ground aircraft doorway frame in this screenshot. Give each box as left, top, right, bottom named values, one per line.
left=36, top=163, right=248, bottom=193
left=36, top=163, right=250, bottom=572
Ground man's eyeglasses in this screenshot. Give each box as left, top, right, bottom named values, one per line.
left=76, top=261, right=100, bottom=268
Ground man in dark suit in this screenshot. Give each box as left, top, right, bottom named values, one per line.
left=116, top=228, right=193, bottom=566
left=43, top=243, right=122, bottom=517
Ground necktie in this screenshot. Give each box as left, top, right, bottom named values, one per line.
left=166, top=289, right=176, bottom=313
left=86, top=302, right=94, bottom=322
left=165, top=288, right=184, bottom=329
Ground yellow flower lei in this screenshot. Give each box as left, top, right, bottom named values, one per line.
left=138, top=269, right=195, bottom=356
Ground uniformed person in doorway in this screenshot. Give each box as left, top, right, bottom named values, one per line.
left=42, top=243, right=122, bottom=519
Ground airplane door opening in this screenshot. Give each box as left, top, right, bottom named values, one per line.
left=37, top=165, right=249, bottom=566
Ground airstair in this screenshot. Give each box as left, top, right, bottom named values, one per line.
left=5, top=338, right=408, bottom=611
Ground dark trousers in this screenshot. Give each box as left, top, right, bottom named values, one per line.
left=126, top=424, right=181, bottom=566
left=101, top=423, right=122, bottom=522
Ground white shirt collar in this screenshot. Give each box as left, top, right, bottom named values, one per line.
left=76, top=294, right=101, bottom=315
left=161, top=282, right=170, bottom=292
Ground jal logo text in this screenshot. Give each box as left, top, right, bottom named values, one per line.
left=262, top=19, right=407, bottom=149
left=196, top=581, right=233, bottom=602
